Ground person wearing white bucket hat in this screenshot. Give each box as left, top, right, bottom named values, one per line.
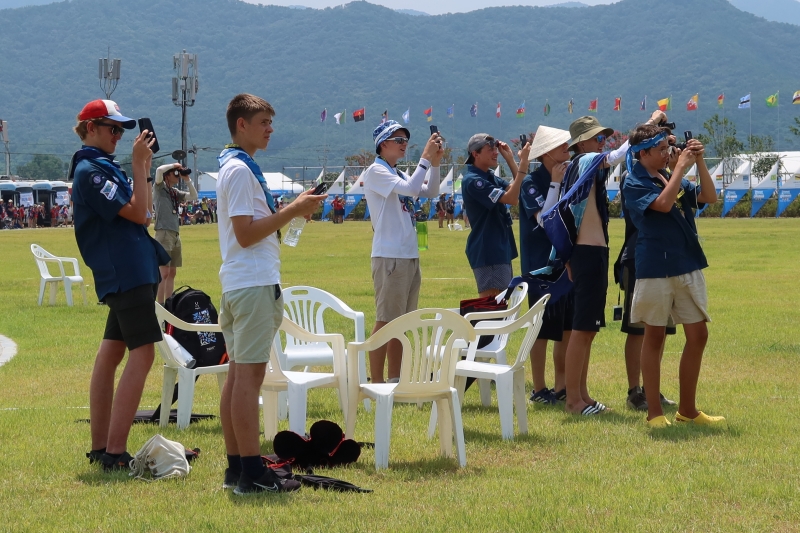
left=519, top=126, right=572, bottom=405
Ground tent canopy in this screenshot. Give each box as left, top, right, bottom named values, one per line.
left=198, top=172, right=304, bottom=195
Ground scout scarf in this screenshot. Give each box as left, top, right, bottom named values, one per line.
left=218, top=144, right=277, bottom=215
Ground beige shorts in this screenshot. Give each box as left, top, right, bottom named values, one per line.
left=372, top=257, right=421, bottom=323
left=154, top=229, right=182, bottom=267
left=219, top=285, right=284, bottom=364
left=631, top=270, right=711, bottom=326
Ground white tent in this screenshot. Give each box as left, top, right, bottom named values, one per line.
left=607, top=165, right=621, bottom=200
left=327, top=169, right=346, bottom=195
left=198, top=172, right=304, bottom=196
left=439, top=168, right=454, bottom=195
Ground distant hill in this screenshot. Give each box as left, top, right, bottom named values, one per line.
left=545, top=2, right=589, bottom=7
left=395, top=8, right=429, bottom=16
left=729, top=0, right=800, bottom=26
left=1, top=0, right=800, bottom=173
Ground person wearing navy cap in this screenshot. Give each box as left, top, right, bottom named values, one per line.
left=70, top=99, right=170, bottom=471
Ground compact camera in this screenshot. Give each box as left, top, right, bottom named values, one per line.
left=612, top=305, right=623, bottom=321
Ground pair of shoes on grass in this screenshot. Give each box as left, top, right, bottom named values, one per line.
left=529, top=388, right=558, bottom=404
left=228, top=468, right=301, bottom=494
left=87, top=451, right=133, bottom=472
left=647, top=411, right=726, bottom=428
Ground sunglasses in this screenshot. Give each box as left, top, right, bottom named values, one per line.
left=595, top=134, right=607, bottom=143
left=388, top=137, right=409, bottom=145
left=95, top=122, right=126, bottom=136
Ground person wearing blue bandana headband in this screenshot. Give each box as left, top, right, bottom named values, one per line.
left=621, top=122, right=724, bottom=429
left=216, top=94, right=325, bottom=495
left=364, top=119, right=444, bottom=384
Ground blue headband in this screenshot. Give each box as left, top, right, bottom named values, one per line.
left=626, top=132, right=668, bottom=173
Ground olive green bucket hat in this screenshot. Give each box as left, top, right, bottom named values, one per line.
left=568, top=116, right=614, bottom=148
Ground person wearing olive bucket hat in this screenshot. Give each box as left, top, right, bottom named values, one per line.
left=518, top=125, right=572, bottom=406
left=557, top=110, right=665, bottom=416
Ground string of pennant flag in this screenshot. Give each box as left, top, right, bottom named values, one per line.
left=318, top=91, right=795, bottom=124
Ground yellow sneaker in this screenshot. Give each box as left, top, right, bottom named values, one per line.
left=647, top=415, right=672, bottom=428
left=675, top=411, right=726, bottom=426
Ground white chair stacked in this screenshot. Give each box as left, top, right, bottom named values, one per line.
left=30, top=244, right=87, bottom=306
left=345, top=309, right=475, bottom=469
left=154, top=303, right=229, bottom=430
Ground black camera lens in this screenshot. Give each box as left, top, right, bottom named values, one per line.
left=659, top=120, right=677, bottom=130
left=179, top=168, right=192, bottom=176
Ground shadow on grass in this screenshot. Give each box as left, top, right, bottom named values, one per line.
left=462, top=427, right=549, bottom=447
left=559, top=410, right=630, bottom=425
left=77, top=470, right=138, bottom=486
left=648, top=423, right=739, bottom=442
left=226, top=490, right=297, bottom=507
left=342, top=456, right=480, bottom=479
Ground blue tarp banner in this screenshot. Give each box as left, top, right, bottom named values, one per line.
left=721, top=189, right=748, bottom=217
left=321, top=196, right=335, bottom=220
left=750, top=189, right=774, bottom=217
left=454, top=193, right=463, bottom=217
left=607, top=190, right=619, bottom=202
left=777, top=188, right=800, bottom=217
left=343, top=195, right=363, bottom=218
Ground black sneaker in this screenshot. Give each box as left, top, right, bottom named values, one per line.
left=626, top=386, right=648, bottom=411
left=529, top=388, right=557, bottom=404
left=86, top=449, right=105, bottom=464
left=223, top=468, right=241, bottom=490
left=234, top=468, right=301, bottom=495
left=552, top=388, right=567, bottom=402
left=659, top=393, right=677, bottom=406
left=99, top=451, right=133, bottom=472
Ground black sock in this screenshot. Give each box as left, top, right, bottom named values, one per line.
left=92, top=447, right=106, bottom=454
left=241, top=455, right=265, bottom=480
left=105, top=452, right=122, bottom=461
left=227, top=454, right=242, bottom=473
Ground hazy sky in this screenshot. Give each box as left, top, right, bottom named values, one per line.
left=242, top=0, right=616, bottom=16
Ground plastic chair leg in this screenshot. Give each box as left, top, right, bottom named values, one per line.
left=160, top=366, right=179, bottom=428
left=436, top=397, right=453, bottom=458
left=448, top=390, right=467, bottom=467
left=512, top=369, right=528, bottom=435
left=373, top=394, right=394, bottom=469
left=49, top=282, right=57, bottom=305
left=495, top=374, right=514, bottom=440
left=345, top=388, right=359, bottom=439
left=176, top=368, right=196, bottom=430
left=277, top=391, right=288, bottom=421
left=38, top=279, right=46, bottom=306
left=336, top=374, right=348, bottom=427
left=80, top=282, right=88, bottom=305
left=358, top=350, right=371, bottom=412
left=478, top=378, right=492, bottom=407
left=287, top=383, right=308, bottom=436
left=262, top=390, right=279, bottom=441
left=216, top=372, right=227, bottom=394
left=427, top=401, right=438, bottom=439
left=63, top=279, right=74, bottom=307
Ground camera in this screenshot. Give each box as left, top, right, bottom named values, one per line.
left=672, top=131, right=693, bottom=151
left=612, top=305, right=623, bottom=321
left=178, top=167, right=192, bottom=176
left=658, top=120, right=677, bottom=131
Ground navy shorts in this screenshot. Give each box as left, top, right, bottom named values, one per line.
left=571, top=245, right=608, bottom=332
left=103, top=283, right=161, bottom=351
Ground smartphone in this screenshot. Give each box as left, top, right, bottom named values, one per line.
left=429, top=125, right=439, bottom=135
left=137, top=118, right=160, bottom=154
left=311, top=182, right=328, bottom=195
left=520, top=134, right=528, bottom=146
left=684, top=131, right=693, bottom=143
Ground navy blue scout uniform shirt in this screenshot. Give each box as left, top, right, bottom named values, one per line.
left=622, top=161, right=707, bottom=279
left=72, top=148, right=166, bottom=301
left=462, top=165, right=518, bottom=269
left=519, top=164, right=555, bottom=274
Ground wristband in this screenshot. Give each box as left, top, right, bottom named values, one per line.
left=550, top=183, right=561, bottom=189
left=418, top=163, right=429, bottom=171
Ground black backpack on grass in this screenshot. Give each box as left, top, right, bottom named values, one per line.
left=164, top=286, right=227, bottom=367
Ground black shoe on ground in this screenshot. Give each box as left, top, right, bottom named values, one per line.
left=99, top=451, right=133, bottom=472
left=223, top=468, right=241, bottom=490
left=626, top=386, right=648, bottom=411
left=659, top=393, right=677, bottom=406
left=234, top=468, right=301, bottom=495
left=86, top=450, right=105, bottom=464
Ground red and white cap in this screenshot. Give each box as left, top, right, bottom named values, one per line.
left=78, top=99, right=136, bottom=129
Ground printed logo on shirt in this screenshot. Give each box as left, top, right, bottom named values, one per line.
left=92, top=174, right=103, bottom=184
left=100, top=180, right=118, bottom=201
left=536, top=195, right=545, bottom=207
left=488, top=187, right=504, bottom=203
left=475, top=180, right=484, bottom=189
left=527, top=186, right=536, bottom=196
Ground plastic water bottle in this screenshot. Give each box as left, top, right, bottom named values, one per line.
left=283, top=217, right=306, bottom=247
left=416, top=212, right=428, bottom=251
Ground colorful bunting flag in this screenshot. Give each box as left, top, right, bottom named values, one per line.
left=402, top=108, right=410, bottom=123
left=613, top=97, right=621, bottom=111
left=320, top=108, right=327, bottom=123
left=793, top=91, right=800, bottom=105
left=588, top=99, right=597, bottom=113
left=447, top=105, right=454, bottom=118
left=496, top=102, right=501, bottom=118
left=640, top=96, right=647, bottom=111
left=657, top=97, right=671, bottom=111
left=470, top=103, right=478, bottom=117
left=568, top=98, right=573, bottom=114
left=544, top=101, right=551, bottom=117
left=687, top=94, right=698, bottom=111
left=766, top=92, right=779, bottom=107
left=334, top=111, right=344, bottom=125
left=353, top=108, right=365, bottom=122
left=381, top=110, right=388, bottom=123
left=424, top=107, right=433, bottom=121
left=516, top=101, right=525, bottom=118
left=739, top=94, right=751, bottom=109
left=718, top=93, right=725, bottom=107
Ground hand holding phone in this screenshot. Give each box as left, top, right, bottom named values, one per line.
left=520, top=134, right=528, bottom=146
left=311, top=182, right=328, bottom=195
left=429, top=125, right=439, bottom=135
left=137, top=118, right=160, bottom=154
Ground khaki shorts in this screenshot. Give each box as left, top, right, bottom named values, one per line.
left=372, top=257, right=421, bottom=323
left=154, top=229, right=182, bottom=267
left=219, top=285, right=283, bottom=364
left=631, top=270, right=711, bottom=326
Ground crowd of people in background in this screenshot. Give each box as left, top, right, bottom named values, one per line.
left=0, top=200, right=72, bottom=229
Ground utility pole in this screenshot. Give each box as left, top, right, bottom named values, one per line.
left=172, top=50, right=199, bottom=187
left=0, top=120, right=9, bottom=177
left=98, top=49, right=121, bottom=99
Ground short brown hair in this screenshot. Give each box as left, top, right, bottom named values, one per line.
left=628, top=123, right=668, bottom=159
left=73, top=116, right=100, bottom=141
left=226, top=94, right=275, bottom=137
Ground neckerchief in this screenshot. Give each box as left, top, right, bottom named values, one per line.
left=68, top=146, right=132, bottom=196
left=374, top=157, right=416, bottom=226
left=218, top=144, right=277, bottom=214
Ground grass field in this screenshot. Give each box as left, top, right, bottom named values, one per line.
left=1, top=218, right=799, bottom=532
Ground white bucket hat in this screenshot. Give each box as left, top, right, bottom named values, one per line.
left=529, top=125, right=571, bottom=160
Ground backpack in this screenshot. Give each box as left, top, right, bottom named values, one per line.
left=164, top=286, right=227, bottom=367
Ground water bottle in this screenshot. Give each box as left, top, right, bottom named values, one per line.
left=283, top=217, right=306, bottom=247
left=416, top=211, right=428, bottom=251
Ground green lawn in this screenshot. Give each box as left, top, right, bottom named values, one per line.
left=0, top=219, right=798, bottom=532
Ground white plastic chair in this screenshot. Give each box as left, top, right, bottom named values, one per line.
left=260, top=317, right=348, bottom=440
left=278, top=286, right=369, bottom=411
left=447, top=223, right=463, bottom=231
left=345, top=309, right=475, bottom=469
left=154, top=303, right=229, bottom=430
left=30, top=244, right=87, bottom=306
left=428, top=295, right=549, bottom=440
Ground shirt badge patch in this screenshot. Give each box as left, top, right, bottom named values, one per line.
left=488, top=187, right=504, bottom=203
left=536, top=195, right=545, bottom=207
left=475, top=180, right=484, bottom=189
left=100, top=180, right=118, bottom=201
left=528, top=186, right=536, bottom=196
left=92, top=175, right=103, bottom=184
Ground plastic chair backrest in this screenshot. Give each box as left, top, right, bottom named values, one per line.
left=154, top=302, right=223, bottom=369
left=264, top=316, right=346, bottom=382
left=281, top=286, right=359, bottom=342
left=380, top=309, right=474, bottom=395
left=31, top=244, right=57, bottom=278
left=506, top=295, right=550, bottom=371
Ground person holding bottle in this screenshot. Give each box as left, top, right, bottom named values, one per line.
left=363, top=120, right=443, bottom=383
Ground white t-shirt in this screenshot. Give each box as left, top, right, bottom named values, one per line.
left=364, top=158, right=439, bottom=259
left=216, top=158, right=280, bottom=293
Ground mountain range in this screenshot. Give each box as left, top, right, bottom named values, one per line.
left=1, top=0, right=800, bottom=174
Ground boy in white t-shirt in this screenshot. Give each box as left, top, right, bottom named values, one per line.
left=216, top=94, right=326, bottom=495
left=364, top=120, right=443, bottom=383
